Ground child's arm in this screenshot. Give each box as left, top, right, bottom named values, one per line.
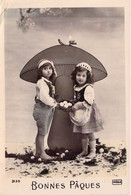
left=83, top=85, right=94, bottom=107
left=37, top=80, right=57, bottom=107
left=72, top=102, right=85, bottom=111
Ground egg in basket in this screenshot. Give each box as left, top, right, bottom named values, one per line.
left=58, top=100, right=74, bottom=112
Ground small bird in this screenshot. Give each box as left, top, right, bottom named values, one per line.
left=69, top=40, right=77, bottom=45
left=58, top=38, right=77, bottom=46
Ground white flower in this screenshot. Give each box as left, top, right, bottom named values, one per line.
left=99, top=148, right=104, bottom=153
left=38, top=158, right=42, bottom=162
left=27, top=18, right=32, bottom=23
left=60, top=153, right=65, bottom=158
left=29, top=22, right=35, bottom=27
left=30, top=156, right=35, bottom=160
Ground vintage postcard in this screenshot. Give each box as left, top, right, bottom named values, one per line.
left=0, top=0, right=130, bottom=194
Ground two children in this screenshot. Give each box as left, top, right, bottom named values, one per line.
left=33, top=59, right=103, bottom=160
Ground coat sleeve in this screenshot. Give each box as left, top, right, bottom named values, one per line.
left=37, top=79, right=57, bottom=107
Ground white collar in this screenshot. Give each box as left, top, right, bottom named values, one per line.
left=74, top=83, right=91, bottom=91
left=41, top=77, right=52, bottom=84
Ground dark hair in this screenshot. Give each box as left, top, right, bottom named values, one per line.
left=37, top=63, right=56, bottom=84
left=71, top=66, right=94, bottom=85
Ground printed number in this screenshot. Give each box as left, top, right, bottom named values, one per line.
left=12, top=180, right=20, bottom=183
left=112, top=179, right=122, bottom=185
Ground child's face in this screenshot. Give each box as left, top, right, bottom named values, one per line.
left=41, top=65, right=53, bottom=80
left=76, top=70, right=87, bottom=86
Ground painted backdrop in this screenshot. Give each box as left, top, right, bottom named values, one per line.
left=5, top=8, right=125, bottom=146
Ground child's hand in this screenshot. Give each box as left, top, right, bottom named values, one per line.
left=72, top=105, right=77, bottom=112
left=72, top=102, right=85, bottom=111
left=56, top=102, right=60, bottom=108
left=72, top=103, right=80, bottom=111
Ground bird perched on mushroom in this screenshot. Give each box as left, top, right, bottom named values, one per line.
left=58, top=38, right=77, bottom=46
